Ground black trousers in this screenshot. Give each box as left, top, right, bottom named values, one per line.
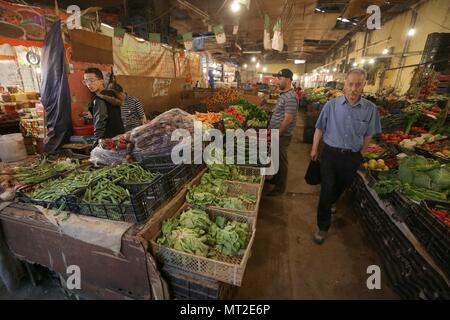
left=317, top=144, right=363, bottom=231
left=271, top=135, right=292, bottom=193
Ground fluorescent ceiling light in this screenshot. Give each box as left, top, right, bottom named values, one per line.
left=337, top=17, right=342, bottom=21
left=294, top=59, right=306, bottom=64
left=231, top=1, right=240, bottom=12
left=407, top=28, right=416, bottom=36
left=342, top=18, right=350, bottom=23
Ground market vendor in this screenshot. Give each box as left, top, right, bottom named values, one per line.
left=111, top=83, right=147, bottom=132
left=83, top=68, right=125, bottom=145
left=310, top=68, right=382, bottom=245
left=266, top=68, right=298, bottom=196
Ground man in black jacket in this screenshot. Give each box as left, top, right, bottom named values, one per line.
left=83, top=68, right=124, bottom=144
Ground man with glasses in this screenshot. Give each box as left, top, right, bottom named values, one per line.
left=83, top=68, right=124, bottom=145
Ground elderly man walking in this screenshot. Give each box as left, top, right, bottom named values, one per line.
left=311, top=68, right=382, bottom=244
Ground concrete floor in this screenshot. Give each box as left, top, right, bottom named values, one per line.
left=0, top=115, right=399, bottom=300
left=234, top=116, right=399, bottom=299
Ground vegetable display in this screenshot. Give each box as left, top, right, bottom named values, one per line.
left=157, top=207, right=250, bottom=257
left=82, top=177, right=130, bottom=205
left=186, top=173, right=257, bottom=211
left=195, top=112, right=222, bottom=127
left=233, top=99, right=269, bottom=128
left=222, top=107, right=246, bottom=128
left=207, top=163, right=261, bottom=183
left=373, top=156, right=450, bottom=202
left=430, top=208, right=450, bottom=227
left=14, top=158, right=80, bottom=185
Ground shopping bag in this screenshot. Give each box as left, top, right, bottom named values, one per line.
left=305, top=160, right=321, bottom=185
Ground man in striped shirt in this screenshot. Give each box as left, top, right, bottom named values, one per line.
left=113, top=84, right=147, bottom=132
left=267, top=69, right=299, bottom=196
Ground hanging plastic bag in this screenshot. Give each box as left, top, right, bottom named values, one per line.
left=264, top=14, right=272, bottom=50
left=272, top=18, right=284, bottom=52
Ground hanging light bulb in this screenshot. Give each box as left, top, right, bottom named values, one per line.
left=243, top=64, right=248, bottom=69
left=256, top=62, right=260, bottom=68
left=382, top=48, right=389, bottom=55
left=369, top=59, right=375, bottom=64
left=407, top=28, right=416, bottom=37
left=251, top=57, right=256, bottom=62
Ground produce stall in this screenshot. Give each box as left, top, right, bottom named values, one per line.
left=348, top=95, right=450, bottom=299
left=0, top=96, right=270, bottom=300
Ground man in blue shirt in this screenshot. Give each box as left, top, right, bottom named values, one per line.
left=311, top=68, right=382, bottom=244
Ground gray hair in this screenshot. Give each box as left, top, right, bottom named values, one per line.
left=346, top=68, right=367, bottom=80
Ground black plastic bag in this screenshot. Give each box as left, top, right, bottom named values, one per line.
left=305, top=160, right=321, bottom=185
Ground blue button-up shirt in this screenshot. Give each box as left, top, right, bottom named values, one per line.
left=315, top=96, right=382, bottom=152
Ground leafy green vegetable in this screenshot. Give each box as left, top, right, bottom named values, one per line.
left=179, top=209, right=212, bottom=232
left=234, top=99, right=269, bottom=122
left=157, top=208, right=250, bottom=257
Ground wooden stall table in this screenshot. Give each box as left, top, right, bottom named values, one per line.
left=0, top=184, right=191, bottom=300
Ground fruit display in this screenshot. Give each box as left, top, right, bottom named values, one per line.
left=202, top=89, right=240, bottom=108
left=380, top=131, right=412, bottom=144
left=363, top=159, right=390, bottom=171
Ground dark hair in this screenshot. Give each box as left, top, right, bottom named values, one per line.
left=84, top=67, right=104, bottom=80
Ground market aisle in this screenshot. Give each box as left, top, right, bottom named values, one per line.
left=234, top=113, right=399, bottom=299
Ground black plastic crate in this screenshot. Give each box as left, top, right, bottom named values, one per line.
left=143, top=163, right=205, bottom=197
left=66, top=177, right=166, bottom=224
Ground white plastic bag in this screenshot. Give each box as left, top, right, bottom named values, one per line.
left=89, top=146, right=128, bottom=166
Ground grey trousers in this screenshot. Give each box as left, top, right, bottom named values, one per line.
left=271, top=135, right=292, bottom=192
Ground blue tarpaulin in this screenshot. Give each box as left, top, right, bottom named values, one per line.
left=40, top=21, right=72, bottom=152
